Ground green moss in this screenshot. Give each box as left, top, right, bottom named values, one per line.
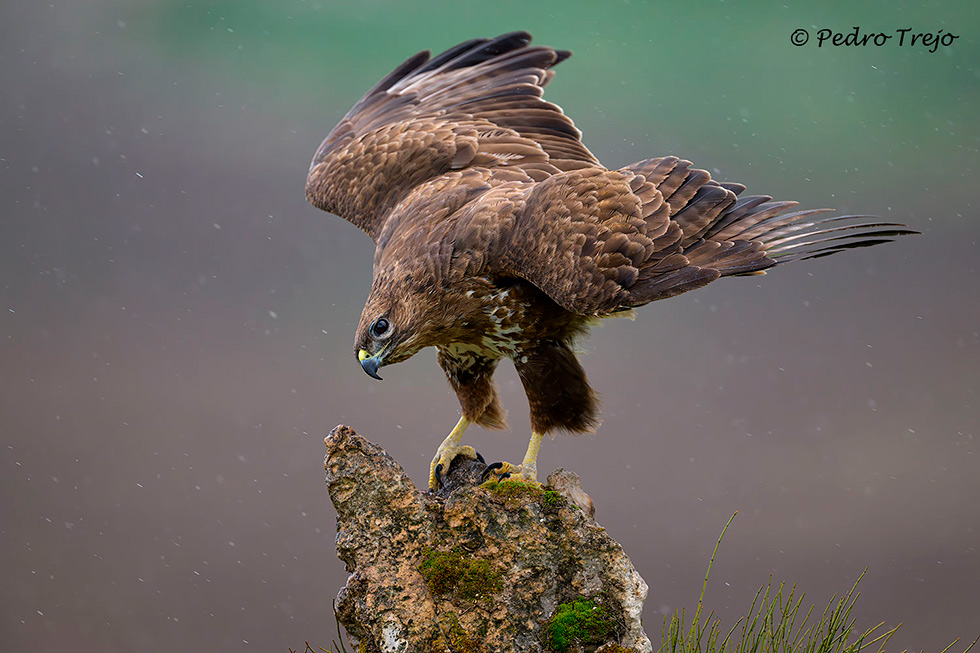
left=481, top=478, right=544, bottom=499
left=419, top=548, right=502, bottom=601
left=481, top=480, right=568, bottom=512
left=545, top=597, right=615, bottom=652
left=439, top=612, right=484, bottom=653
left=542, top=489, right=564, bottom=508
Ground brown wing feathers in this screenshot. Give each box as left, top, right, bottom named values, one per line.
left=624, top=156, right=917, bottom=284
left=390, top=41, right=595, bottom=171
left=307, top=33, right=916, bottom=315
left=306, top=32, right=599, bottom=240
left=499, top=154, right=915, bottom=314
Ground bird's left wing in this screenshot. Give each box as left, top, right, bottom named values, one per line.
left=486, top=167, right=688, bottom=316
left=305, top=31, right=599, bottom=241
left=487, top=159, right=916, bottom=316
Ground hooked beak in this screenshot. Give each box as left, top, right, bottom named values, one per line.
left=358, top=349, right=383, bottom=380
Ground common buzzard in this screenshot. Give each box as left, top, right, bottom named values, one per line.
left=305, top=32, right=915, bottom=490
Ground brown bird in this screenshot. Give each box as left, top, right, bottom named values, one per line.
left=305, top=32, right=916, bottom=490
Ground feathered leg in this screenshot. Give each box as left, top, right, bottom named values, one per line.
left=483, top=341, right=599, bottom=484
left=432, top=349, right=506, bottom=489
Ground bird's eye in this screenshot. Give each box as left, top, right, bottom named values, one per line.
left=370, top=317, right=390, bottom=338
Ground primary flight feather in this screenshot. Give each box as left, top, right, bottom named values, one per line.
left=305, top=31, right=916, bottom=489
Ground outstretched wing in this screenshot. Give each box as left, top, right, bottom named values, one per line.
left=305, top=31, right=599, bottom=241
left=491, top=157, right=917, bottom=316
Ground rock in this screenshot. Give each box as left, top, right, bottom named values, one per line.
left=547, top=468, right=597, bottom=520
left=324, top=425, right=651, bottom=653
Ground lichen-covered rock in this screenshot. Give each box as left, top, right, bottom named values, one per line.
left=324, top=425, right=651, bottom=653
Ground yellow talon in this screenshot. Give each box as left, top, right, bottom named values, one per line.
left=429, top=416, right=480, bottom=490
left=481, top=432, right=544, bottom=485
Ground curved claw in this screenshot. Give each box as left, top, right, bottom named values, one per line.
left=481, top=461, right=537, bottom=485
left=480, top=461, right=503, bottom=482
left=429, top=445, right=483, bottom=490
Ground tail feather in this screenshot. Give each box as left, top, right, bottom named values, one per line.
left=711, top=200, right=807, bottom=241
left=766, top=221, right=919, bottom=262
left=703, top=195, right=775, bottom=238
left=620, top=156, right=918, bottom=303
left=672, top=185, right=737, bottom=242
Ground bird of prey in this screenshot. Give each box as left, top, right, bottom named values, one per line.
left=305, top=32, right=916, bottom=490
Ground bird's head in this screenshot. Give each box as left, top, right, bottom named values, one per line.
left=353, top=271, right=470, bottom=380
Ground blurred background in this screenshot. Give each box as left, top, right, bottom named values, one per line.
left=2, top=0, right=977, bottom=650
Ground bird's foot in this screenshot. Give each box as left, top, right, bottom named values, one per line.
left=480, top=461, right=540, bottom=486
left=429, top=444, right=484, bottom=490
